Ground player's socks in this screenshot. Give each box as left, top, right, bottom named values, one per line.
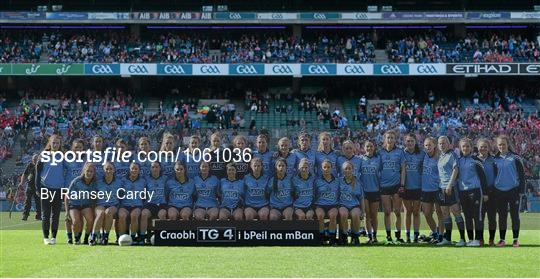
left=83, top=233, right=90, bottom=244
left=444, top=217, right=453, bottom=241
left=395, top=230, right=401, bottom=239
left=75, top=233, right=82, bottom=244
left=67, top=232, right=73, bottom=241
left=489, top=230, right=496, bottom=241
left=328, top=230, right=337, bottom=245
left=455, top=216, right=465, bottom=240
left=467, top=229, right=474, bottom=241
left=386, top=230, right=391, bottom=238
left=512, top=229, right=519, bottom=239
left=367, top=233, right=373, bottom=240
left=475, top=230, right=483, bottom=241
left=414, top=231, right=420, bottom=242
left=406, top=231, right=411, bottom=240
left=139, top=233, right=146, bottom=244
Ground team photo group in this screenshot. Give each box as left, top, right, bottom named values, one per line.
left=27, top=128, right=525, bottom=248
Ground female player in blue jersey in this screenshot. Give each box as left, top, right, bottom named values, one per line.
left=64, top=162, right=96, bottom=245
left=421, top=137, right=444, bottom=243
left=91, top=135, right=106, bottom=180
left=477, top=138, right=498, bottom=246
left=93, top=162, right=123, bottom=245
left=160, top=133, right=176, bottom=177
left=136, top=137, right=152, bottom=178
left=401, top=134, right=424, bottom=243
left=166, top=161, right=195, bottom=220
left=114, top=139, right=131, bottom=179
left=193, top=161, right=220, bottom=220
left=314, top=159, right=340, bottom=245
left=232, top=135, right=250, bottom=179
left=64, top=138, right=85, bottom=244
left=293, top=133, right=317, bottom=174
left=379, top=130, right=406, bottom=243
left=338, top=161, right=364, bottom=245
left=315, top=132, right=338, bottom=177
left=254, top=134, right=273, bottom=175
left=274, top=137, right=297, bottom=177
left=118, top=162, right=146, bottom=245
left=243, top=158, right=270, bottom=221
left=268, top=158, right=294, bottom=220
left=183, top=135, right=202, bottom=178
left=456, top=137, right=488, bottom=247
left=36, top=134, right=66, bottom=245
left=292, top=158, right=315, bottom=220
left=219, top=163, right=245, bottom=220
left=492, top=135, right=525, bottom=247
left=436, top=136, right=466, bottom=246
left=360, top=140, right=382, bottom=244
left=140, top=161, right=168, bottom=244
left=337, top=140, right=362, bottom=178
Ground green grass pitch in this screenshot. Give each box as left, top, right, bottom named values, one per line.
left=1, top=212, right=539, bottom=277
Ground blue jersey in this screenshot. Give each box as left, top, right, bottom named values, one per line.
left=64, top=161, right=84, bottom=189
left=380, top=148, right=405, bottom=188
left=292, top=148, right=317, bottom=174
left=91, top=152, right=105, bottom=180
left=39, top=161, right=65, bottom=189
left=314, top=175, right=340, bottom=206
left=95, top=177, right=122, bottom=207
left=254, top=149, right=274, bottom=175
left=121, top=176, right=146, bottom=207
left=359, top=154, right=382, bottom=193
left=181, top=151, right=201, bottom=178
left=315, top=150, right=339, bottom=177
left=273, top=152, right=298, bottom=177
left=166, top=177, right=195, bottom=208
left=220, top=178, right=244, bottom=209
left=115, top=161, right=131, bottom=180
left=193, top=175, right=219, bottom=208
left=338, top=176, right=363, bottom=208
left=67, top=177, right=95, bottom=207
left=243, top=174, right=270, bottom=208
left=457, top=155, right=484, bottom=191
left=292, top=174, right=315, bottom=209
left=146, top=175, right=167, bottom=205
left=493, top=152, right=524, bottom=192
left=161, top=160, right=176, bottom=178
left=479, top=155, right=496, bottom=188
left=438, top=150, right=458, bottom=189
left=134, top=154, right=152, bottom=178
left=422, top=153, right=440, bottom=192
left=268, top=175, right=293, bottom=209
left=336, top=155, right=362, bottom=178
left=404, top=150, right=424, bottom=190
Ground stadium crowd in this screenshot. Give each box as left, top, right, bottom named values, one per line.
left=387, top=32, right=540, bottom=63
left=0, top=31, right=376, bottom=64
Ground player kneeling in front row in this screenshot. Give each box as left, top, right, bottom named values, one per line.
left=338, top=161, right=364, bottom=246
left=219, top=163, right=244, bottom=220
left=314, top=160, right=339, bottom=245
left=166, top=161, right=195, bottom=221
left=292, top=159, right=315, bottom=221
left=268, top=158, right=294, bottom=220
left=64, top=162, right=96, bottom=245
left=118, top=162, right=146, bottom=245
left=193, top=162, right=220, bottom=221
left=244, top=158, right=270, bottom=221
left=140, top=162, right=168, bottom=244
left=91, top=162, right=122, bottom=245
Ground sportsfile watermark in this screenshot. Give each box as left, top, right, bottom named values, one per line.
left=40, top=147, right=253, bottom=165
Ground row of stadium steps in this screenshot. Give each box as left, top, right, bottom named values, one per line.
left=374, top=49, right=389, bottom=63
left=145, top=98, right=161, bottom=115
left=243, top=99, right=330, bottom=130
left=522, top=99, right=539, bottom=115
